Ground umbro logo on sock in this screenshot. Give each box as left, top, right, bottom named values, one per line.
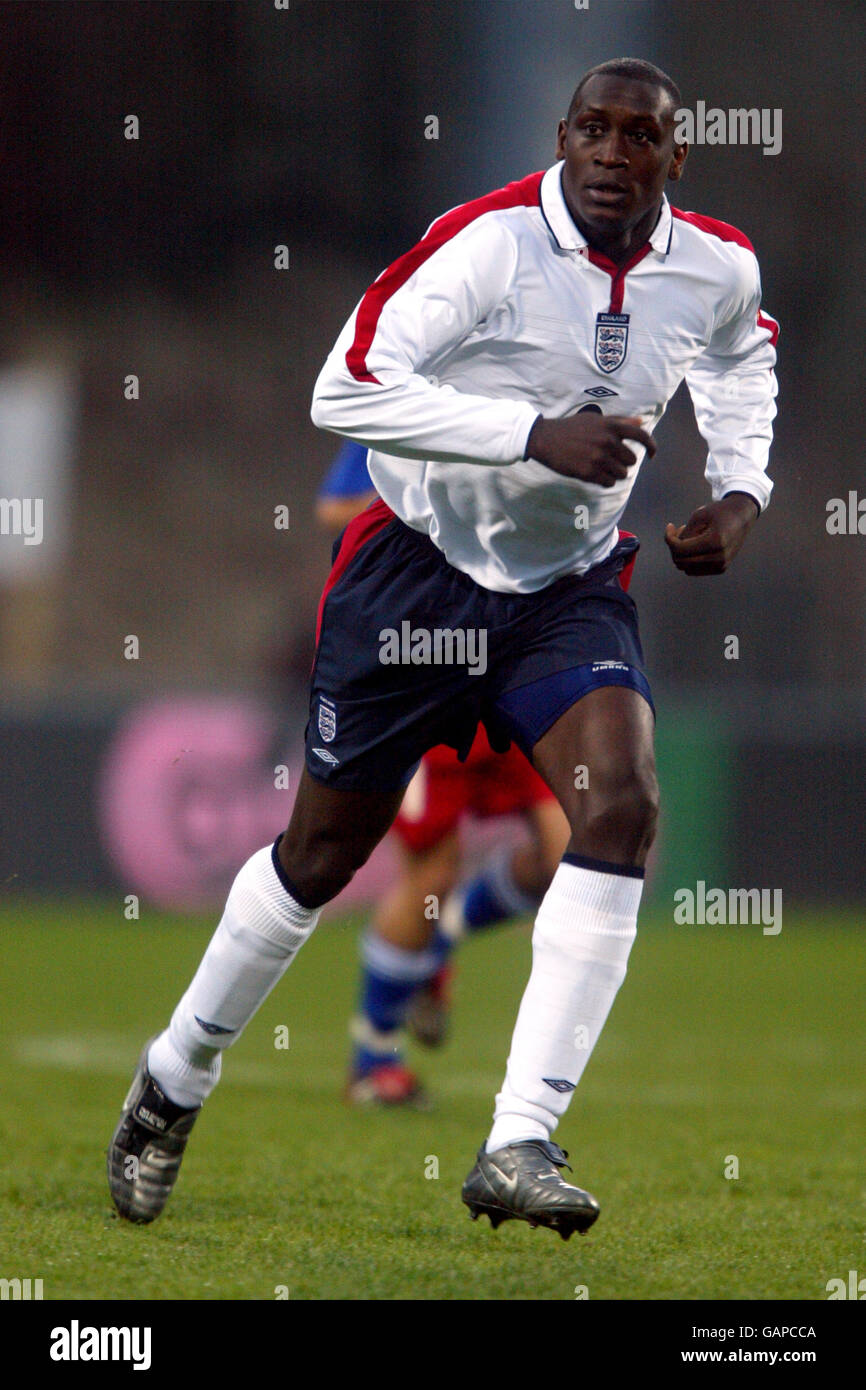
left=543, top=1078, right=576, bottom=1093
left=194, top=1017, right=236, bottom=1036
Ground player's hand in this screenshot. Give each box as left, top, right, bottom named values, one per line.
left=664, top=493, right=759, bottom=576
left=526, top=414, right=656, bottom=487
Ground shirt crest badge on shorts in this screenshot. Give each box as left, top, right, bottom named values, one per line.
left=594, top=312, right=630, bottom=373
left=318, top=697, right=337, bottom=743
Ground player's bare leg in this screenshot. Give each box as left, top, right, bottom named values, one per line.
left=534, top=686, right=658, bottom=865
left=513, top=798, right=572, bottom=896
left=276, top=772, right=407, bottom=907
left=462, top=685, right=657, bottom=1239
left=108, top=770, right=403, bottom=1222
left=375, top=834, right=461, bottom=952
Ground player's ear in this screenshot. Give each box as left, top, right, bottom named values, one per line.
left=555, top=118, right=568, bottom=159
left=668, top=140, right=688, bottom=181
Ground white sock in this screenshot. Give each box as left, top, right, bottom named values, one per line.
left=486, top=858, right=642, bottom=1152
left=148, top=842, right=320, bottom=1107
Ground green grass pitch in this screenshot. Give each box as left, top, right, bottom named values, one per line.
left=0, top=899, right=863, bottom=1300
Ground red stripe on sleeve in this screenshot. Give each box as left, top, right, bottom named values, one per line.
left=673, top=209, right=779, bottom=346
left=345, top=172, right=544, bottom=384
left=671, top=207, right=755, bottom=252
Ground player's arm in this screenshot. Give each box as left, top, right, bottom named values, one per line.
left=311, top=215, right=539, bottom=466
left=667, top=255, right=778, bottom=576
left=312, top=215, right=656, bottom=483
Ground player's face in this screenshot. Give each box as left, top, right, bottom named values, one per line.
left=556, top=76, right=687, bottom=252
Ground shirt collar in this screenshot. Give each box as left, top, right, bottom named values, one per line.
left=540, top=161, right=672, bottom=258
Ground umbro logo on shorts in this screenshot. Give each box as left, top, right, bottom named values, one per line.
left=543, top=1077, right=576, bottom=1093
left=312, top=747, right=340, bottom=765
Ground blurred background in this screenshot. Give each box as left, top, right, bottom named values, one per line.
left=1, top=0, right=864, bottom=913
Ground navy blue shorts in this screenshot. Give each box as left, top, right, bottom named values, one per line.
left=306, top=500, right=653, bottom=790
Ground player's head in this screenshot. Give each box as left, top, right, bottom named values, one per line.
left=556, top=58, right=687, bottom=246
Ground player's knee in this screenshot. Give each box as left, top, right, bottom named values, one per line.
left=279, top=823, right=369, bottom=906
left=578, top=769, right=659, bottom=859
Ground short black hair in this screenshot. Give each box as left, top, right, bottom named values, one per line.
left=567, top=58, right=682, bottom=121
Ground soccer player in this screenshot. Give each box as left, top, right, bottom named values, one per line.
left=316, top=439, right=571, bottom=1107
left=108, top=58, right=778, bottom=1239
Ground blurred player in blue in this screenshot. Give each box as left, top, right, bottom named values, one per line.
left=316, top=440, right=570, bottom=1107
left=314, top=438, right=377, bottom=536
left=110, top=59, right=777, bottom=1240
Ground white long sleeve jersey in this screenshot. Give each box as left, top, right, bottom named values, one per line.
left=311, top=161, right=778, bottom=594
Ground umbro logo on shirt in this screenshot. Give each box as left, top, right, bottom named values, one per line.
left=583, top=386, right=618, bottom=397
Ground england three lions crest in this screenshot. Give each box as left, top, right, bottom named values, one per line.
left=318, top=697, right=337, bottom=743
left=594, top=312, right=630, bottom=374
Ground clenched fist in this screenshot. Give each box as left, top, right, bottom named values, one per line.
left=526, top=413, right=656, bottom=487
left=665, top=493, right=760, bottom=576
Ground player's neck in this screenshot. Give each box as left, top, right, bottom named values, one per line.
left=573, top=203, right=662, bottom=267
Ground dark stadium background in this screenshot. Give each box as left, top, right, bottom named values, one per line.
left=1, top=0, right=864, bottom=911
